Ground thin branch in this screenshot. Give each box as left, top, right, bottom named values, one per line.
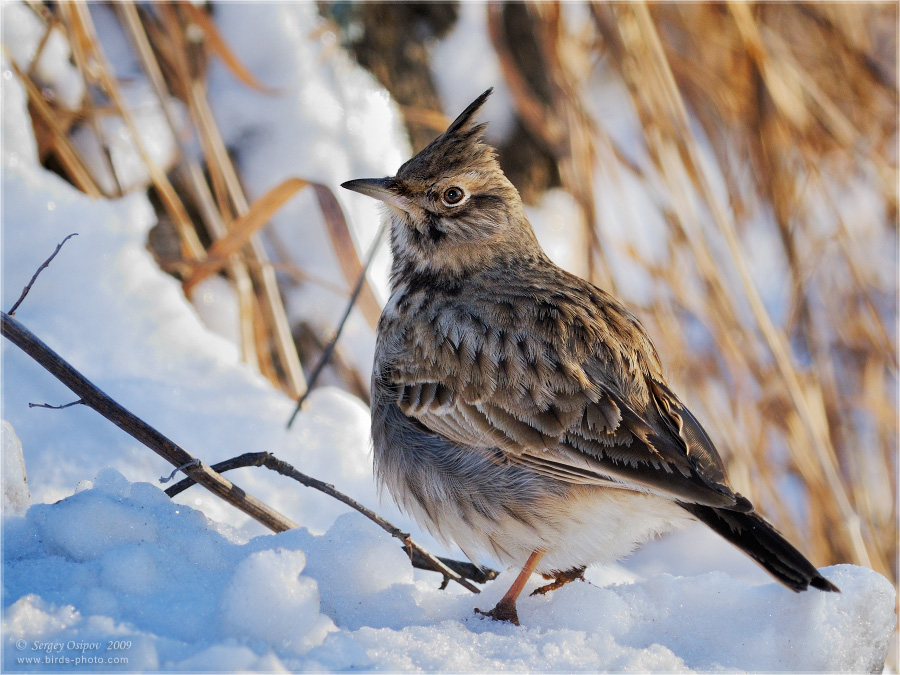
left=165, top=450, right=495, bottom=592
left=1, top=311, right=298, bottom=534
left=2, top=242, right=488, bottom=593
left=29, top=399, right=84, bottom=410
left=288, top=221, right=387, bottom=428
left=262, top=453, right=484, bottom=593
left=165, top=451, right=270, bottom=497
left=159, top=458, right=201, bottom=484
left=409, top=549, right=497, bottom=586
left=7, top=234, right=78, bottom=316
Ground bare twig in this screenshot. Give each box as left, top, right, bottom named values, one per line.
left=29, top=399, right=84, bottom=410
left=164, top=451, right=270, bottom=497
left=2, top=311, right=298, bottom=533
left=159, top=458, right=201, bottom=484
left=263, top=453, right=483, bottom=593
left=7, top=233, right=78, bottom=316
left=288, top=221, right=387, bottom=428
left=164, top=450, right=495, bottom=592
left=6, top=240, right=483, bottom=592
left=410, top=550, right=497, bottom=586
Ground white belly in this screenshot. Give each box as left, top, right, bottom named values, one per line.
left=403, top=480, right=692, bottom=573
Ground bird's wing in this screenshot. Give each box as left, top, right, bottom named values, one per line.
left=396, top=381, right=748, bottom=509
left=645, top=377, right=729, bottom=485
left=385, top=303, right=750, bottom=511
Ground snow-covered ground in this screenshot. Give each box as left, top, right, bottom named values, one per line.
left=2, top=3, right=896, bottom=672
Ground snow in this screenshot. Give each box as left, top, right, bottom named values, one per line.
left=4, top=474, right=895, bottom=672
left=526, top=188, right=590, bottom=279
left=2, top=3, right=896, bottom=672
left=431, top=3, right=516, bottom=144
left=1, top=3, right=84, bottom=110
left=2, top=421, right=29, bottom=516
left=69, top=81, right=185, bottom=194
left=188, top=276, right=243, bottom=351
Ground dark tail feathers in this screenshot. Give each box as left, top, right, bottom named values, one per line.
left=679, top=502, right=840, bottom=593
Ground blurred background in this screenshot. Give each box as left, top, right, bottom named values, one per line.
left=4, top=0, right=896, bottom=610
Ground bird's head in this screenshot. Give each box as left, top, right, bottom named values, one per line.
left=342, top=89, right=542, bottom=281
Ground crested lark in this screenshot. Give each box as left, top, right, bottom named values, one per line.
left=343, top=89, right=838, bottom=626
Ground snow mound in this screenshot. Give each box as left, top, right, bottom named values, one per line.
left=2, top=421, right=30, bottom=515
left=3, top=473, right=895, bottom=672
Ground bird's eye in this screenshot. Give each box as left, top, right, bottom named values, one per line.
left=441, top=186, right=465, bottom=206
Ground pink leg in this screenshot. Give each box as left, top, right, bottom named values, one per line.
left=475, top=549, right=545, bottom=626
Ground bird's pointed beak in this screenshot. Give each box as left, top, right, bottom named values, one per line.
left=341, top=177, right=411, bottom=212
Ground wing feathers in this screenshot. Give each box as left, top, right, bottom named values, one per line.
left=393, top=377, right=748, bottom=510
left=385, top=274, right=747, bottom=511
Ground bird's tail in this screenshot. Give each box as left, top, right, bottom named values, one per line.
left=679, top=502, right=840, bottom=593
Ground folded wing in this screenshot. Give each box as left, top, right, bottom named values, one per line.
left=388, top=341, right=750, bottom=511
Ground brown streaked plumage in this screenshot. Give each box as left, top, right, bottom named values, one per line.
left=343, top=89, right=838, bottom=626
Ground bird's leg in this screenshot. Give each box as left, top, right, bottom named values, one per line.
left=475, top=549, right=545, bottom=626
left=530, top=565, right=586, bottom=596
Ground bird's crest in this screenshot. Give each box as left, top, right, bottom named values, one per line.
left=398, top=88, right=497, bottom=182
left=444, top=87, right=493, bottom=139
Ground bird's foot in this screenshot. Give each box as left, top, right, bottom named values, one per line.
left=474, top=601, right=520, bottom=626
left=530, top=565, right=586, bottom=597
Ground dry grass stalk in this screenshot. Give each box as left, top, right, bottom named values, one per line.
left=153, top=2, right=307, bottom=398
left=477, top=0, right=894, bottom=584
left=486, top=3, right=617, bottom=291
left=115, top=2, right=260, bottom=369
left=6, top=53, right=101, bottom=198
left=315, top=183, right=384, bottom=331
left=6, top=1, right=387, bottom=402
left=182, top=177, right=313, bottom=293
left=633, top=2, right=869, bottom=566
left=60, top=3, right=205, bottom=258
left=179, top=3, right=276, bottom=96
left=581, top=1, right=893, bottom=580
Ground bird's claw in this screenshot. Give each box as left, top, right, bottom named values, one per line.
left=530, top=566, right=586, bottom=596
left=475, top=603, right=520, bottom=626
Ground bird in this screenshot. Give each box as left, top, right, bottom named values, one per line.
left=342, top=88, right=839, bottom=626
